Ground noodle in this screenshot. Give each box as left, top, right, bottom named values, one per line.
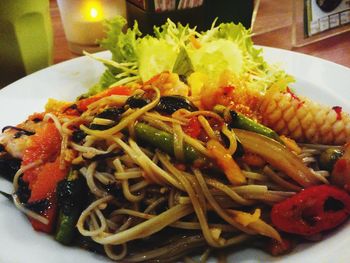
left=77, top=195, right=113, bottom=236
left=80, top=88, right=160, bottom=138
left=5, top=82, right=346, bottom=263
left=157, top=153, right=225, bottom=247
left=221, top=125, right=238, bottom=155
left=198, top=115, right=217, bottom=140
left=90, top=204, right=194, bottom=245
left=263, top=166, right=302, bottom=192
left=80, top=163, right=108, bottom=197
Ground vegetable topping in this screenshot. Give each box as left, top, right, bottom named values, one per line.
left=271, top=185, right=350, bottom=236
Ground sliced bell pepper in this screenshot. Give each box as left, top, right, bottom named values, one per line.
left=207, top=139, right=246, bottom=185
left=22, top=121, right=68, bottom=233
left=22, top=122, right=61, bottom=183
left=29, top=196, right=57, bottom=233
left=76, top=85, right=132, bottom=112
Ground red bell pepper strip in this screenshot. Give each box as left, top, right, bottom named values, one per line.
left=271, top=185, right=350, bottom=236
left=29, top=196, right=57, bottom=233
left=76, top=85, right=133, bottom=112
left=22, top=122, right=62, bottom=183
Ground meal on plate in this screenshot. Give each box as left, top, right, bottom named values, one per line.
left=1, top=17, right=350, bottom=262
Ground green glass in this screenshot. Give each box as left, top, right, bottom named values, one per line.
left=0, top=0, right=53, bottom=87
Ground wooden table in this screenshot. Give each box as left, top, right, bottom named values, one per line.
left=51, top=0, right=350, bottom=68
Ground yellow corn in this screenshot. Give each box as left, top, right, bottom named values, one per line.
left=259, top=90, right=350, bottom=145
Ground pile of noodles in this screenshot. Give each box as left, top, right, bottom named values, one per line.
left=14, top=88, right=330, bottom=262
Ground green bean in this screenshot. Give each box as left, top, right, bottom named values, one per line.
left=55, top=170, right=86, bottom=245
left=134, top=122, right=206, bottom=165
left=214, top=105, right=282, bottom=143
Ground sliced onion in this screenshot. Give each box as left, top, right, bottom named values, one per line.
left=234, top=129, right=322, bottom=187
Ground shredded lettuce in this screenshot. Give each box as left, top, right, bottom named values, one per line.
left=87, top=17, right=294, bottom=95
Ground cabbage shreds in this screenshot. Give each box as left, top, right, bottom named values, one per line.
left=87, top=17, right=294, bottom=96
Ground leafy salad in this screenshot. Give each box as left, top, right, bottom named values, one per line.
left=86, top=17, right=294, bottom=97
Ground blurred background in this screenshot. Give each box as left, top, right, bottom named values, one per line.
left=52, top=0, right=350, bottom=66
left=1, top=0, right=349, bottom=88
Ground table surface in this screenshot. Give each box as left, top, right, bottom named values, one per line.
left=51, top=0, right=350, bottom=68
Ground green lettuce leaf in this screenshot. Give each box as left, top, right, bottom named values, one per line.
left=99, top=16, right=141, bottom=63
left=188, top=39, right=244, bottom=79
left=137, top=37, right=179, bottom=82
left=172, top=47, right=194, bottom=77
left=88, top=17, right=142, bottom=94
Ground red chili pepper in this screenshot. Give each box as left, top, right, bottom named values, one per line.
left=183, top=117, right=201, bottom=138
left=332, top=106, right=342, bottom=120
left=271, top=185, right=350, bottom=236
left=286, top=87, right=304, bottom=109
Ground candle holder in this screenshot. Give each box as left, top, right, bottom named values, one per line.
left=57, top=0, right=126, bottom=55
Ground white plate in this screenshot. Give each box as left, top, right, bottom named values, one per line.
left=0, top=47, right=349, bottom=263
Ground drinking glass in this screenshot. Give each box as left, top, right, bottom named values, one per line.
left=0, top=0, right=53, bottom=87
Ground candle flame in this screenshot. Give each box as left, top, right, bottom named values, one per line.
left=90, top=7, right=99, bottom=19
left=83, top=1, right=103, bottom=21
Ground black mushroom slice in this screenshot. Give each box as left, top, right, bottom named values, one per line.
left=125, top=94, right=150, bottom=109
left=156, top=95, right=198, bottom=114
left=25, top=199, right=50, bottom=214
left=0, top=154, right=21, bottom=182
left=89, top=107, right=125, bottom=131
left=72, top=130, right=87, bottom=143
left=16, top=176, right=31, bottom=203
left=96, top=107, right=125, bottom=120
